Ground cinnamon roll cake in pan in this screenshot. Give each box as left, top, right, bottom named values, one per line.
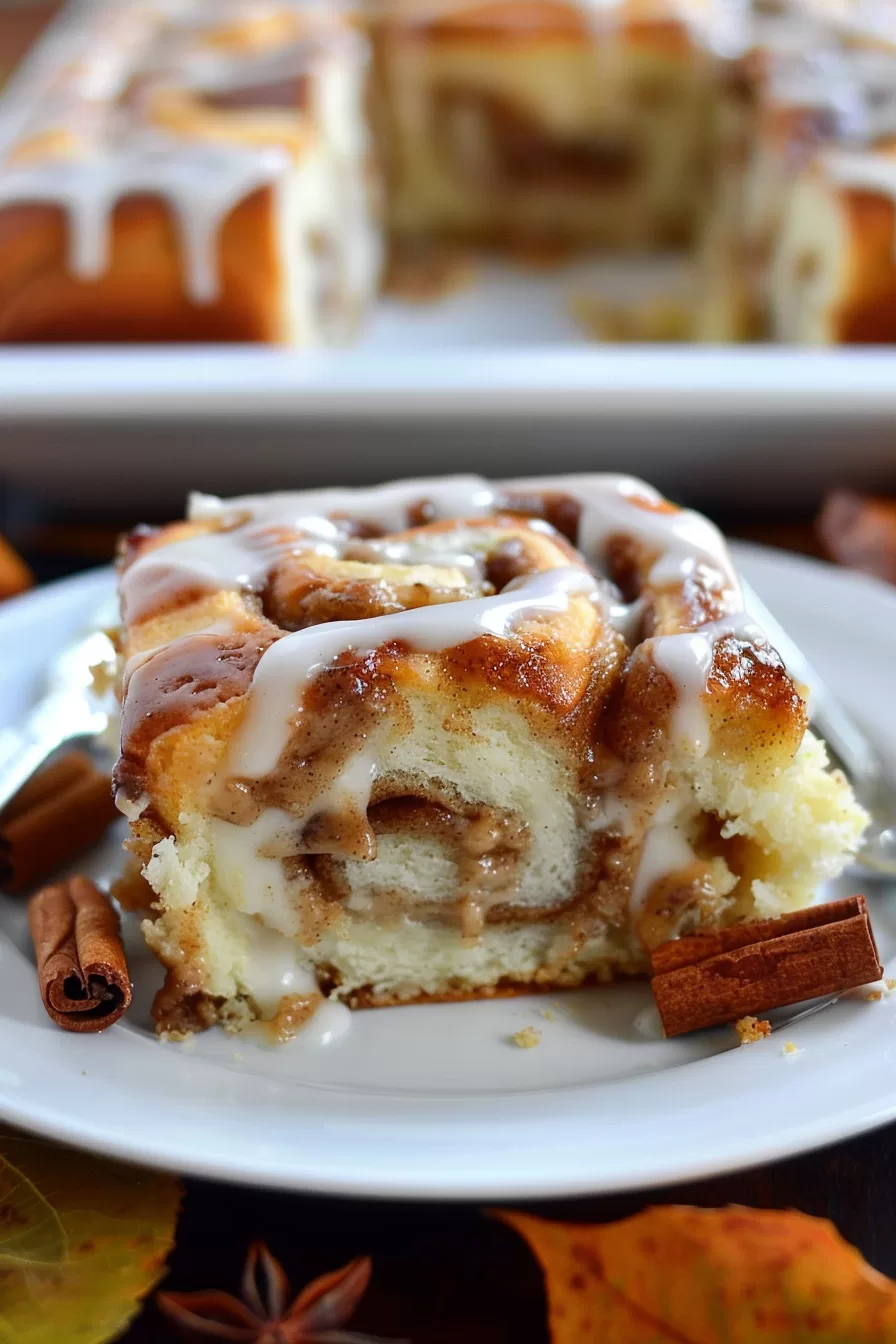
left=114, top=476, right=866, bottom=1037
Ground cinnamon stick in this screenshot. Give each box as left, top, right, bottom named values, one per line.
left=818, top=489, right=896, bottom=586
left=1, top=750, right=95, bottom=824
left=28, top=876, right=131, bottom=1031
left=0, top=752, right=119, bottom=893
left=650, top=896, right=882, bottom=1038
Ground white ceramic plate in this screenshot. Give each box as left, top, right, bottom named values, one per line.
left=0, top=543, right=895, bottom=1198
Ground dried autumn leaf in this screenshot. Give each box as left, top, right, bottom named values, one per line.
left=0, top=1156, right=66, bottom=1268
left=500, top=1205, right=896, bottom=1343
left=0, top=1126, right=181, bottom=1344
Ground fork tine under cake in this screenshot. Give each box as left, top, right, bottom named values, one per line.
left=113, top=474, right=867, bottom=1038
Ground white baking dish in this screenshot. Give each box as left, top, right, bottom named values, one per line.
left=1, top=259, right=895, bottom=510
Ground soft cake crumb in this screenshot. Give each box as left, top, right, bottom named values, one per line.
left=866, top=990, right=883, bottom=1002
left=382, top=242, right=476, bottom=302
left=735, top=1016, right=771, bottom=1044
left=782, top=1040, right=800, bottom=1056
left=512, top=1026, right=541, bottom=1049
left=158, top=1027, right=194, bottom=1045
left=886, top=979, right=895, bottom=991
left=541, top=1008, right=555, bottom=1022
left=571, top=293, right=692, bottom=343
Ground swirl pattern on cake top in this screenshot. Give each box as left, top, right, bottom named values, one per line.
left=114, top=474, right=867, bottom=1039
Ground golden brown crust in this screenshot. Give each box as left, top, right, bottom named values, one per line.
left=373, top=0, right=699, bottom=53
left=150, top=954, right=642, bottom=1028
left=0, top=188, right=286, bottom=344
left=834, top=188, right=896, bottom=343
left=329, top=962, right=640, bottom=1008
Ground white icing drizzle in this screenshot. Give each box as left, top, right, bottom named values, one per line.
left=188, top=475, right=499, bottom=532
left=302, top=998, right=353, bottom=1046
left=120, top=517, right=315, bottom=622
left=231, top=564, right=599, bottom=778
left=507, top=473, right=740, bottom=598
left=754, top=8, right=896, bottom=236
left=765, top=46, right=871, bottom=140
left=759, top=32, right=896, bottom=148
left=630, top=805, right=698, bottom=912
left=824, top=147, right=896, bottom=212
left=0, top=140, right=288, bottom=302
left=126, top=473, right=754, bottom=778
left=651, top=614, right=767, bottom=757
left=236, top=914, right=352, bottom=1044
left=116, top=787, right=150, bottom=820
left=237, top=914, right=318, bottom=1013
left=189, top=471, right=739, bottom=596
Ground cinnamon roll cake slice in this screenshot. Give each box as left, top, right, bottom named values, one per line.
left=114, top=475, right=867, bottom=1038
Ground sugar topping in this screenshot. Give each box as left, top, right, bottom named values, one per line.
left=232, top=563, right=599, bottom=779
left=124, top=473, right=754, bottom=783
left=121, top=473, right=782, bottom=1040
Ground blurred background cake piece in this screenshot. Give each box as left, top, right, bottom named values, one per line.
left=0, top=0, right=380, bottom=343
left=368, top=0, right=749, bottom=250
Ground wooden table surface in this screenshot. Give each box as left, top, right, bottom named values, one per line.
left=6, top=500, right=895, bottom=1341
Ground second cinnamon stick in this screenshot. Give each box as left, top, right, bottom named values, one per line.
left=651, top=896, right=882, bottom=1038
left=0, top=753, right=119, bottom=893
left=28, top=876, right=132, bottom=1032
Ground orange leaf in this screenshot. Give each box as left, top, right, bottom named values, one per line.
left=498, top=1205, right=896, bottom=1343
left=0, top=535, right=33, bottom=602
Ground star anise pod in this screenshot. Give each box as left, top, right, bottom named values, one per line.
left=157, top=1240, right=402, bottom=1343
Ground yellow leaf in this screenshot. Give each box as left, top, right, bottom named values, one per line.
left=500, top=1205, right=896, bottom=1343
left=0, top=1127, right=181, bottom=1344
left=0, top=1156, right=66, bottom=1268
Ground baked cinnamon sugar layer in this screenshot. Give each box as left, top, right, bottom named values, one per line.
left=113, top=474, right=867, bottom=1037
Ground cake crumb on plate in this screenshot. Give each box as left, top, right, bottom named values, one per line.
left=735, top=1016, right=771, bottom=1044
left=512, top=1026, right=541, bottom=1049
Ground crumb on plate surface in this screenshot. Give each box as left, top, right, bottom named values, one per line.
left=735, top=1016, right=771, bottom=1044
left=512, top=1026, right=541, bottom=1049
